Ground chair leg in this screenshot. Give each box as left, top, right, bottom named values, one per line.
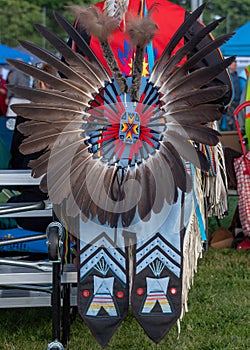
left=62, top=283, right=71, bottom=348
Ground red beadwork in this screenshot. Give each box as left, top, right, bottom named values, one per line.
left=136, top=288, right=144, bottom=296
left=116, top=291, right=124, bottom=299
left=82, top=289, right=90, bottom=298
left=170, top=287, right=177, bottom=295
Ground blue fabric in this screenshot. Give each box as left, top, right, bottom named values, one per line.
left=221, top=21, right=250, bottom=57
left=0, top=228, right=47, bottom=253
left=0, top=43, right=30, bottom=65
left=143, top=0, right=155, bottom=73
left=0, top=138, right=10, bottom=169
left=0, top=117, right=15, bottom=152
left=190, top=165, right=207, bottom=242
left=220, top=114, right=228, bottom=131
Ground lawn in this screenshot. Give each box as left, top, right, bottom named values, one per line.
left=0, top=248, right=249, bottom=350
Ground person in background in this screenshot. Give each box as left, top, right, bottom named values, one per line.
left=6, top=70, right=13, bottom=84
left=8, top=62, right=57, bottom=233
left=225, top=60, right=242, bottom=131
left=0, top=67, right=7, bottom=116
left=5, top=61, right=30, bottom=117
left=7, top=63, right=30, bottom=169
left=238, top=65, right=250, bottom=149
left=9, top=63, right=56, bottom=169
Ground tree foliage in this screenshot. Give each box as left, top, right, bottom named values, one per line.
left=0, top=0, right=43, bottom=46
left=172, top=0, right=249, bottom=37
left=0, top=0, right=249, bottom=49
left=0, top=0, right=94, bottom=47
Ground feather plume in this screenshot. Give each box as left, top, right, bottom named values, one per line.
left=29, top=138, right=88, bottom=181
left=89, top=166, right=111, bottom=221
left=48, top=144, right=91, bottom=205
left=7, top=2, right=232, bottom=228
left=54, top=11, right=110, bottom=81
left=81, top=162, right=108, bottom=219
left=99, top=166, right=119, bottom=226
left=126, top=15, right=158, bottom=49
left=28, top=151, right=50, bottom=178
left=54, top=10, right=109, bottom=75
left=69, top=6, right=119, bottom=42
left=67, top=6, right=128, bottom=94
left=18, top=120, right=83, bottom=138
left=71, top=159, right=104, bottom=219
left=19, top=127, right=83, bottom=155
left=126, top=15, right=158, bottom=101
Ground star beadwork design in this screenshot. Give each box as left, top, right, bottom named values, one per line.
left=120, top=113, right=139, bottom=143
left=128, top=56, right=150, bottom=76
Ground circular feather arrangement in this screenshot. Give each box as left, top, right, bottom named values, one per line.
left=7, top=4, right=234, bottom=228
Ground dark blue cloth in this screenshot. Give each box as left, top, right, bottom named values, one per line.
left=230, top=72, right=241, bottom=102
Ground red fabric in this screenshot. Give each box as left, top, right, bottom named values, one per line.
left=90, top=0, right=186, bottom=76
left=234, top=152, right=250, bottom=237
left=0, top=77, right=7, bottom=116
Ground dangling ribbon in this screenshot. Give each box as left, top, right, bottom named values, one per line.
left=142, top=0, right=155, bottom=73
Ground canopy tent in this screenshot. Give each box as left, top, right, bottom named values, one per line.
left=221, top=21, right=250, bottom=57
left=0, top=43, right=31, bottom=65
left=15, top=45, right=41, bottom=65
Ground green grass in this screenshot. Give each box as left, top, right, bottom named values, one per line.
left=0, top=248, right=249, bottom=350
